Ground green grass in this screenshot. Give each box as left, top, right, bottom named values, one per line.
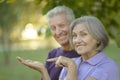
left=0, top=48, right=49, bottom=80
left=0, top=42, right=120, bottom=80
left=105, top=42, right=120, bottom=68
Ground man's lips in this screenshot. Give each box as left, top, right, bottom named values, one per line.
left=58, top=36, right=67, bottom=40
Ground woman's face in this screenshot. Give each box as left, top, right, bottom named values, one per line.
left=72, top=23, right=98, bottom=56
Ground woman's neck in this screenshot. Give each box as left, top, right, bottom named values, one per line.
left=82, top=50, right=98, bottom=61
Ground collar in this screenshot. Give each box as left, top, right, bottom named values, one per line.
left=85, top=52, right=106, bottom=66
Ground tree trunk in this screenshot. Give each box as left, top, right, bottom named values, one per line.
left=2, top=27, right=11, bottom=65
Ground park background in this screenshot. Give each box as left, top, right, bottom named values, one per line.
left=0, top=0, right=120, bottom=80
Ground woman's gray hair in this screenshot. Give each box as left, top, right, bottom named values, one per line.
left=46, top=6, right=75, bottom=22
left=69, top=16, right=109, bottom=51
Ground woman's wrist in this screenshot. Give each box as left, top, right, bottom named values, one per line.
left=66, top=61, right=77, bottom=80
left=68, top=60, right=76, bottom=68
left=40, top=67, right=51, bottom=80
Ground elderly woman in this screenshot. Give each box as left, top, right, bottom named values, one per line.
left=17, top=16, right=120, bottom=80
left=48, top=16, right=120, bottom=80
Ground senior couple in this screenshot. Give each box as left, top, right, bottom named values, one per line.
left=17, top=6, right=120, bottom=80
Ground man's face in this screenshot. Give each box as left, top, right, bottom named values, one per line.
left=49, top=14, right=70, bottom=46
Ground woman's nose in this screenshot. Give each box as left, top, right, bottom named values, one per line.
left=74, top=36, right=82, bottom=43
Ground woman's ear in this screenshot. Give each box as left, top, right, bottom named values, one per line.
left=97, top=40, right=100, bottom=44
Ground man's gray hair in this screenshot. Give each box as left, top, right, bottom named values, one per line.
left=70, top=16, right=109, bottom=51
left=46, top=6, right=75, bottom=22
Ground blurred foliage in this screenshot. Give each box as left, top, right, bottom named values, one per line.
left=45, top=27, right=52, bottom=38
left=0, top=0, right=42, bottom=41
left=35, top=0, right=120, bottom=46
left=0, top=0, right=43, bottom=64
left=0, top=0, right=120, bottom=44
left=0, top=0, right=17, bottom=30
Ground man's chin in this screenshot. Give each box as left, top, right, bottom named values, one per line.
left=59, top=41, right=69, bottom=46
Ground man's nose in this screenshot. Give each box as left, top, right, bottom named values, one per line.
left=55, top=27, right=62, bottom=35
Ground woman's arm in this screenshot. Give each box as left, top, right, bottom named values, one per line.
left=47, top=56, right=77, bottom=80
left=40, top=66, right=51, bottom=80
left=16, top=57, right=51, bottom=80
left=66, top=60, right=77, bottom=80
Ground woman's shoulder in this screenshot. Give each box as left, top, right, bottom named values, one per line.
left=90, top=57, right=120, bottom=80
left=99, top=56, right=118, bottom=68
left=97, top=56, right=119, bottom=75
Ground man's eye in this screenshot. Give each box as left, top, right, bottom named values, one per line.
left=51, top=26, right=56, bottom=30
left=59, top=24, right=65, bottom=28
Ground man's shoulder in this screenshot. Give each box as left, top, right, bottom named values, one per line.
left=49, top=47, right=61, bottom=53
left=48, top=47, right=61, bottom=58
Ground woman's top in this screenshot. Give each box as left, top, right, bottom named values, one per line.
left=59, top=52, right=120, bottom=80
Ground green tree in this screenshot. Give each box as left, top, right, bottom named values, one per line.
left=35, top=0, right=120, bottom=47
left=0, top=0, right=18, bottom=64
left=0, top=1, right=119, bottom=64
left=0, top=0, right=45, bottom=64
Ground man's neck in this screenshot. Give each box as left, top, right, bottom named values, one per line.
left=61, top=44, right=73, bottom=51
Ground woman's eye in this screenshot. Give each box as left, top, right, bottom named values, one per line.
left=81, top=33, right=87, bottom=36
left=72, top=34, right=77, bottom=38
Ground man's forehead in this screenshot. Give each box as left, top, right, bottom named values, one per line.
left=49, top=15, right=69, bottom=25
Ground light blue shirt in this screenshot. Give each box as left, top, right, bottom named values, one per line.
left=59, top=52, right=120, bottom=80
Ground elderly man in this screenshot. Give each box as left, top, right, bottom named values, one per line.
left=17, top=6, right=80, bottom=80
